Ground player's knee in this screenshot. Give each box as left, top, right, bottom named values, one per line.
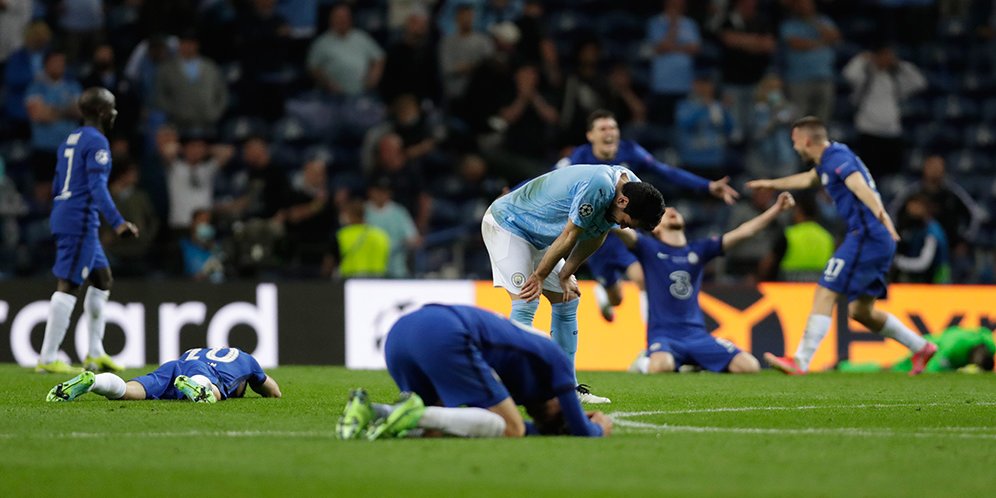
left=90, top=268, right=113, bottom=291
left=847, top=302, right=872, bottom=324
left=605, top=285, right=623, bottom=306
left=728, top=353, right=760, bottom=373
left=648, top=353, right=676, bottom=374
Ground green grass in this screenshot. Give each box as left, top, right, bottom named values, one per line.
left=2, top=364, right=996, bottom=497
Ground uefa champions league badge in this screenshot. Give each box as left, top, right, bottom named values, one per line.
left=688, top=252, right=699, bottom=264
left=511, top=272, right=526, bottom=287
left=579, top=203, right=594, bottom=217
left=95, top=149, right=110, bottom=165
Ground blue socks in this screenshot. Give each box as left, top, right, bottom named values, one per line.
left=510, top=299, right=539, bottom=326
left=551, top=299, right=579, bottom=380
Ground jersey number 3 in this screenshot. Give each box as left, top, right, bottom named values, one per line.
left=669, top=271, right=692, bottom=300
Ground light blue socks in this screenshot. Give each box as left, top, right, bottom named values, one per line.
left=510, top=299, right=539, bottom=326
left=551, top=299, right=579, bottom=381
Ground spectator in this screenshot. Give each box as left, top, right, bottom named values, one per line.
left=724, top=187, right=783, bottom=280
left=25, top=50, right=82, bottom=186
left=515, top=0, right=560, bottom=87
left=718, top=0, right=776, bottom=143
left=606, top=63, right=647, bottom=130
left=284, top=158, right=339, bottom=277
left=277, top=0, right=319, bottom=61
left=430, top=153, right=505, bottom=228
left=380, top=7, right=441, bottom=105
left=58, top=0, right=104, bottom=66
left=363, top=93, right=442, bottom=173
left=165, top=135, right=234, bottom=231
left=369, top=132, right=433, bottom=233
left=307, top=3, right=385, bottom=97
left=889, top=155, right=985, bottom=250
left=102, top=159, right=160, bottom=277
left=3, top=21, right=51, bottom=138
left=646, top=0, right=701, bottom=126
left=456, top=19, right=519, bottom=141
left=779, top=0, right=840, bottom=122
left=478, top=0, right=523, bottom=31
left=560, top=38, right=610, bottom=145
left=843, top=43, right=926, bottom=178
left=760, top=192, right=835, bottom=282
left=124, top=34, right=177, bottom=110
left=0, top=0, right=31, bottom=74
left=894, top=193, right=951, bottom=284
left=439, top=2, right=494, bottom=102
left=236, top=0, right=293, bottom=120
left=82, top=44, right=140, bottom=134
left=337, top=198, right=390, bottom=278
left=675, top=74, right=734, bottom=173
left=366, top=176, right=420, bottom=278
left=154, top=32, right=228, bottom=134
left=748, top=74, right=798, bottom=178
left=231, top=136, right=293, bottom=222
left=180, top=208, right=225, bottom=281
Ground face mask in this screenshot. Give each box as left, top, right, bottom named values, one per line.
left=195, top=223, right=215, bottom=242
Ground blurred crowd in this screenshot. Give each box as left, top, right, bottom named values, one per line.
left=0, top=0, right=994, bottom=284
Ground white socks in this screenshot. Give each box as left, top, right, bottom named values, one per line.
left=190, top=375, right=213, bottom=389
left=876, top=313, right=927, bottom=352
left=92, top=373, right=127, bottom=399
left=84, top=287, right=110, bottom=358
left=631, top=355, right=650, bottom=374
left=419, top=407, right=507, bottom=437
left=39, top=291, right=77, bottom=364
left=794, top=314, right=832, bottom=372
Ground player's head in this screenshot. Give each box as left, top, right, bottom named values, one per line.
left=524, top=398, right=570, bottom=435
left=653, top=207, right=685, bottom=236
left=613, top=181, right=666, bottom=230
left=922, top=155, right=945, bottom=184
left=78, top=87, right=118, bottom=131
left=969, top=344, right=994, bottom=372
left=586, top=109, right=620, bottom=158
left=902, top=193, right=932, bottom=222
left=790, top=116, right=829, bottom=163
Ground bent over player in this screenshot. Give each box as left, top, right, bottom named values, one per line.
left=46, top=347, right=281, bottom=403
left=615, top=192, right=796, bottom=374
left=36, top=87, right=139, bottom=374
left=482, top=164, right=665, bottom=403
left=747, top=117, right=936, bottom=375
left=335, top=304, right=611, bottom=439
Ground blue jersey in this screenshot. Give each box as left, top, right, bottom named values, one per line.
left=488, top=165, right=638, bottom=248
left=630, top=234, right=724, bottom=338
left=817, top=143, right=890, bottom=241
left=563, top=140, right=710, bottom=194
left=176, top=348, right=267, bottom=399
left=50, top=126, right=125, bottom=235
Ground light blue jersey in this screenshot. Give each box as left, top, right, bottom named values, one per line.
left=488, top=165, right=639, bottom=248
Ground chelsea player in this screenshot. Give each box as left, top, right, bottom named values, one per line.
left=336, top=304, right=611, bottom=439
left=615, top=192, right=795, bottom=374
left=558, top=109, right=739, bottom=322
left=747, top=117, right=937, bottom=375
left=483, top=164, right=666, bottom=403
left=36, top=87, right=139, bottom=374
left=46, top=347, right=282, bottom=403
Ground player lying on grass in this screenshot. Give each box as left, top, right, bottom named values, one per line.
left=613, top=192, right=796, bottom=374
left=335, top=304, right=612, bottom=439
left=839, top=326, right=995, bottom=374
left=747, top=116, right=936, bottom=375
left=46, top=347, right=281, bottom=403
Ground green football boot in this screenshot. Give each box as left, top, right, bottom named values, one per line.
left=35, top=360, right=82, bottom=375
left=84, top=354, right=125, bottom=373
left=46, top=371, right=95, bottom=402
left=366, top=392, right=425, bottom=440
left=174, top=375, right=217, bottom=404
left=335, top=388, right=374, bottom=440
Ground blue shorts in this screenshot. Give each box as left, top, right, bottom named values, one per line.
left=130, top=361, right=219, bottom=400
left=587, top=234, right=638, bottom=288
left=384, top=307, right=510, bottom=409
left=52, top=232, right=109, bottom=285
left=648, top=330, right=742, bottom=372
left=818, top=233, right=895, bottom=301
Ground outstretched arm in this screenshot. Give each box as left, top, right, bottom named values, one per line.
left=746, top=168, right=820, bottom=191
left=843, top=172, right=900, bottom=241
left=250, top=376, right=282, bottom=398
left=723, top=192, right=795, bottom=251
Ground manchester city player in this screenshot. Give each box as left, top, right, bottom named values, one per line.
left=747, top=117, right=937, bottom=375
left=558, top=110, right=739, bottom=322
left=36, top=87, right=139, bottom=375
left=46, top=347, right=282, bottom=403
left=482, top=164, right=665, bottom=403
left=615, top=192, right=795, bottom=374
left=336, top=304, right=611, bottom=439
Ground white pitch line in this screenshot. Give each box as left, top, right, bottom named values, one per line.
left=611, top=401, right=996, bottom=418
left=0, top=430, right=338, bottom=440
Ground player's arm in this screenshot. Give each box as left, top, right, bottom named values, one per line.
left=746, top=168, right=820, bottom=191
left=611, top=227, right=639, bottom=249
left=556, top=390, right=610, bottom=437
left=843, top=172, right=900, bottom=241
left=249, top=376, right=282, bottom=398
left=85, top=151, right=132, bottom=235
left=723, top=192, right=795, bottom=251
left=519, top=221, right=583, bottom=301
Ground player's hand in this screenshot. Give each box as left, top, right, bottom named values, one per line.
left=775, top=192, right=796, bottom=212
left=879, top=211, right=901, bottom=241
left=115, top=221, right=139, bottom=239
left=708, top=176, right=740, bottom=205
left=519, top=273, right=544, bottom=302
left=559, top=274, right=580, bottom=302
left=745, top=179, right=773, bottom=191
left=588, top=411, right=613, bottom=436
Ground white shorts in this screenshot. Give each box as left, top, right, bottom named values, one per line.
left=481, top=211, right=567, bottom=294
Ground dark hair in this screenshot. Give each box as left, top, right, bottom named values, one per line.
left=970, top=344, right=994, bottom=371
left=791, top=116, right=828, bottom=139
left=586, top=109, right=616, bottom=131
left=795, top=192, right=819, bottom=219
left=621, top=182, right=666, bottom=230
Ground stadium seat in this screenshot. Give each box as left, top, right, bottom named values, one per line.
left=913, top=122, right=960, bottom=152
left=932, top=95, right=979, bottom=123
left=595, top=10, right=644, bottom=44
left=982, top=98, right=996, bottom=123
left=220, top=116, right=269, bottom=144
left=963, top=124, right=996, bottom=151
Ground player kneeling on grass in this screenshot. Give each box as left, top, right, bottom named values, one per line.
left=46, top=347, right=281, bottom=403
left=336, top=304, right=612, bottom=439
left=614, top=192, right=796, bottom=374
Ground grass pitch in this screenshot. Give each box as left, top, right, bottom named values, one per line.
left=2, top=364, right=995, bottom=497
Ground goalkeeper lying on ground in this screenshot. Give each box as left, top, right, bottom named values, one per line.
left=838, top=326, right=995, bottom=374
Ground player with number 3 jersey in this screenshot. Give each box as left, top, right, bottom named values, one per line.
left=747, top=117, right=937, bottom=375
